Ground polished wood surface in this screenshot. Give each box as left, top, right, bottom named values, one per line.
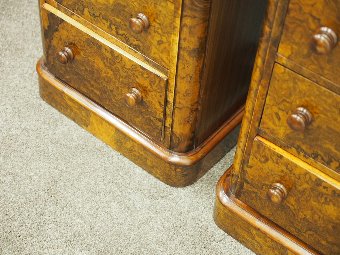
left=168, top=0, right=212, bottom=152
left=42, top=8, right=168, bottom=142
left=170, top=0, right=267, bottom=152
left=51, top=0, right=177, bottom=67
left=41, top=0, right=261, bottom=154
left=57, top=46, right=74, bottom=64
left=312, top=27, right=338, bottom=55
left=37, top=59, right=242, bottom=186
left=214, top=169, right=319, bottom=255
left=260, top=64, right=340, bottom=174
left=38, top=0, right=266, bottom=185
left=229, top=0, right=289, bottom=194
left=195, top=0, right=267, bottom=145
left=267, top=183, right=288, bottom=205
left=286, top=107, right=313, bottom=133
left=240, top=137, right=340, bottom=255
left=125, top=88, right=142, bottom=108
left=278, top=0, right=340, bottom=87
left=129, top=13, right=150, bottom=34
left=214, top=0, right=340, bottom=254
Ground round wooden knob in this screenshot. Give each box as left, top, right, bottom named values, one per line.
left=287, top=107, right=313, bottom=132
left=312, top=27, right=338, bottom=54
left=129, top=13, right=150, bottom=34
left=125, top=88, right=142, bottom=107
left=267, top=183, right=288, bottom=204
left=57, top=47, right=74, bottom=64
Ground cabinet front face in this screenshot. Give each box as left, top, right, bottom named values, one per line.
left=239, top=137, right=340, bottom=255
left=213, top=0, right=340, bottom=254
left=42, top=7, right=168, bottom=142
left=278, top=0, right=340, bottom=87
left=51, top=0, right=179, bottom=67
left=260, top=64, right=340, bottom=175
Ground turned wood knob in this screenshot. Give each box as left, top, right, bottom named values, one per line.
left=125, top=88, right=142, bottom=107
left=129, top=13, right=150, bottom=34
left=267, top=183, right=288, bottom=204
left=287, top=107, right=313, bottom=132
left=57, top=47, right=74, bottom=64
left=312, top=27, right=338, bottom=54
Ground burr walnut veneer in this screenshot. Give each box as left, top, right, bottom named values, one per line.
left=214, top=0, right=340, bottom=254
left=37, top=0, right=266, bottom=186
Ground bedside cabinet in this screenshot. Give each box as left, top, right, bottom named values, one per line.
left=214, top=0, right=340, bottom=254
left=37, top=0, right=267, bottom=186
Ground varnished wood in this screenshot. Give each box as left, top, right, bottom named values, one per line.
left=43, top=1, right=169, bottom=76
left=214, top=169, right=319, bottom=255
left=214, top=0, right=340, bottom=254
left=195, top=0, right=267, bottom=145
left=169, top=0, right=212, bottom=152
left=57, top=46, right=74, bottom=64
left=42, top=7, right=168, bottom=142
left=276, top=54, right=340, bottom=95
left=38, top=0, right=266, bottom=185
left=37, top=59, right=243, bottom=186
left=260, top=64, right=340, bottom=174
left=52, top=0, right=178, bottom=67
left=278, top=0, right=340, bottom=87
left=286, top=107, right=313, bottom=132
left=312, top=27, right=338, bottom=55
left=125, top=88, right=142, bottom=108
left=129, top=13, right=150, bottom=34
left=230, top=0, right=290, bottom=193
left=267, top=183, right=288, bottom=205
left=240, top=137, right=340, bottom=255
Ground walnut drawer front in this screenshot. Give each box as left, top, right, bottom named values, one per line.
left=52, top=0, right=176, bottom=67
left=240, top=137, right=340, bottom=255
left=278, top=0, right=340, bottom=86
left=42, top=8, right=168, bottom=142
left=259, top=64, right=340, bottom=175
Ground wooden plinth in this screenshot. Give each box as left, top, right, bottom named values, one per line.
left=214, top=167, right=319, bottom=255
left=37, top=59, right=243, bottom=187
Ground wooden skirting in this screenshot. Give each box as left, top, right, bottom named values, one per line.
left=214, top=167, right=320, bottom=255
left=37, top=59, right=243, bottom=186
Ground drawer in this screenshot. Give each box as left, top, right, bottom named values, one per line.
left=278, top=0, right=340, bottom=86
left=240, top=137, right=340, bottom=255
left=52, top=0, right=177, bottom=67
left=42, top=6, right=168, bottom=142
left=260, top=64, right=340, bottom=175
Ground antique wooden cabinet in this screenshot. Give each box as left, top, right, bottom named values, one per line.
left=36, top=0, right=267, bottom=186
left=214, top=0, right=340, bottom=254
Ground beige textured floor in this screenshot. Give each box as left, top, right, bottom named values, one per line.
left=0, top=1, right=254, bottom=254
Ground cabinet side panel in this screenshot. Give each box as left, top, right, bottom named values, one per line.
left=230, top=0, right=289, bottom=194
left=195, top=0, right=267, bottom=145
left=170, top=0, right=212, bottom=152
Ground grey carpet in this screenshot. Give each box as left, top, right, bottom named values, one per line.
left=0, top=1, right=254, bottom=254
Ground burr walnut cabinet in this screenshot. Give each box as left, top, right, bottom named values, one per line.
left=36, top=0, right=267, bottom=186
left=214, top=0, right=340, bottom=254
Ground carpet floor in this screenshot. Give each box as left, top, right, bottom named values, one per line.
left=0, top=1, right=253, bottom=254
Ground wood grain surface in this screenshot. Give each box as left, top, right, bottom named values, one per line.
left=194, top=0, right=267, bottom=145
left=240, top=137, right=340, bottom=255
left=37, top=0, right=265, bottom=187
left=278, top=0, right=340, bottom=87
left=215, top=168, right=319, bottom=255
left=169, top=0, right=212, bottom=152
left=42, top=9, right=168, bottom=142
left=53, top=0, right=178, bottom=67
left=260, top=64, right=340, bottom=175
left=231, top=0, right=289, bottom=194
left=37, top=60, right=240, bottom=187
left=42, top=0, right=253, bottom=154
left=214, top=1, right=340, bottom=254
left=170, top=0, right=267, bottom=152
